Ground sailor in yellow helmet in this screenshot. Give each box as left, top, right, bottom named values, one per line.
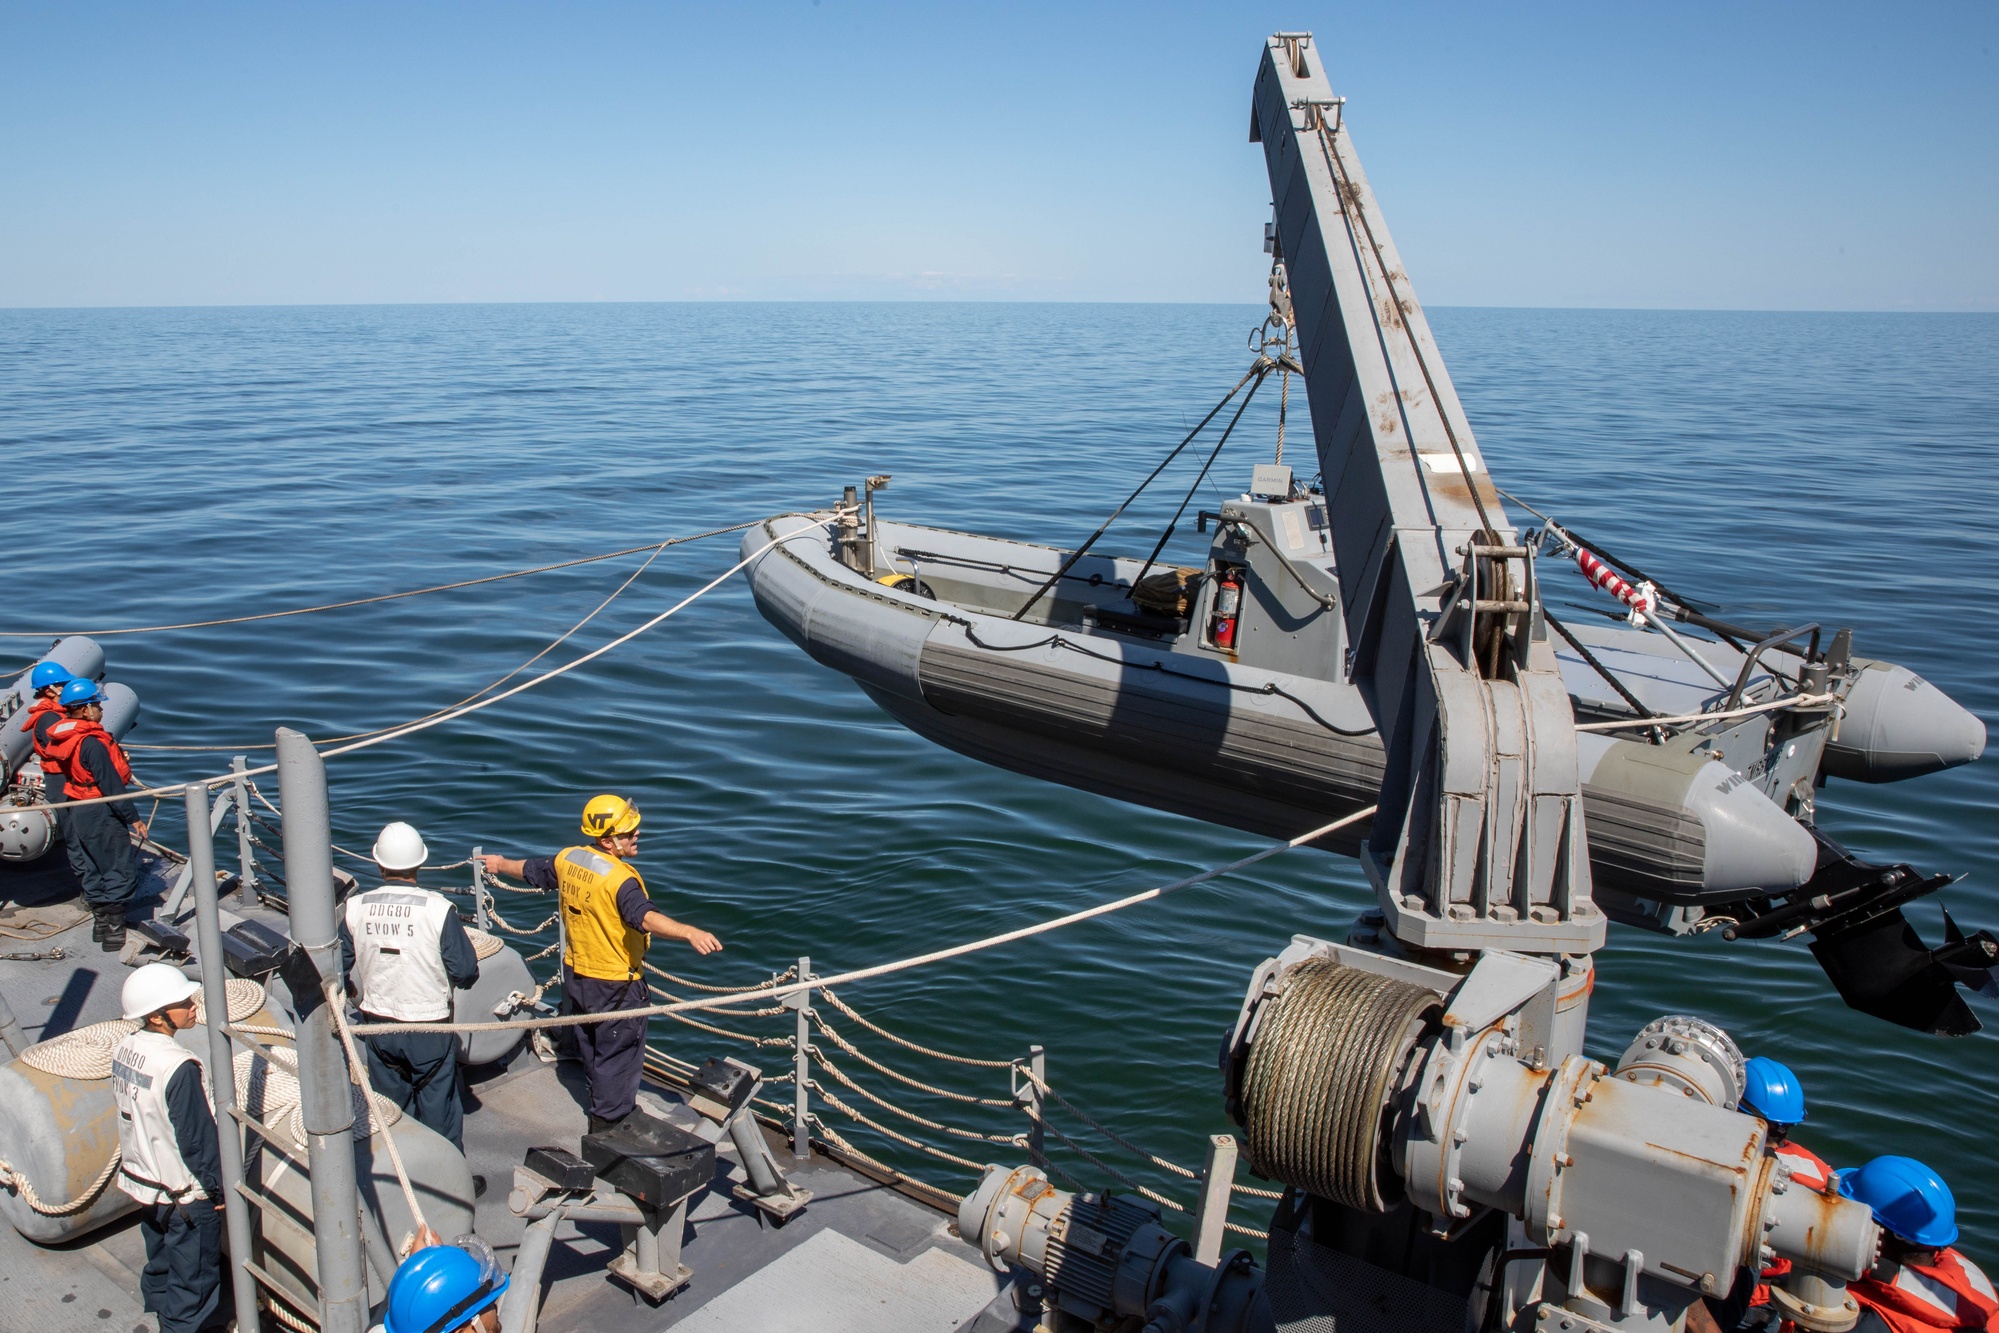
left=481, top=795, right=721, bottom=1132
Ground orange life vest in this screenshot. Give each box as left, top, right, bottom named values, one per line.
left=45, top=717, right=134, bottom=801
left=1852, top=1250, right=1999, bottom=1333
left=18, top=698, right=64, bottom=767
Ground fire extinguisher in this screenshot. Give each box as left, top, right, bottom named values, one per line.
left=1209, top=568, right=1242, bottom=650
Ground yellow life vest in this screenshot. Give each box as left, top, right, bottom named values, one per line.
left=555, top=845, right=649, bottom=981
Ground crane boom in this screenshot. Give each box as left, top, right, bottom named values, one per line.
left=1251, top=33, right=1602, bottom=952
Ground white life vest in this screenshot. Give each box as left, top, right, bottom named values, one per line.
left=346, top=886, right=456, bottom=1022
left=110, top=1030, right=210, bottom=1206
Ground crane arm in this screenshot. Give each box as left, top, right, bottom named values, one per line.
left=1251, top=33, right=1601, bottom=951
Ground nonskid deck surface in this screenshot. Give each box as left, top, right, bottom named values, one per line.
left=0, top=855, right=1005, bottom=1333
left=468, top=1062, right=1005, bottom=1333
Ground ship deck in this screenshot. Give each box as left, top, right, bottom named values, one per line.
left=0, top=855, right=1015, bottom=1333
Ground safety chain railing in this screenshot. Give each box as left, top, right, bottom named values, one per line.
left=604, top=950, right=1280, bottom=1240
left=207, top=793, right=1289, bottom=1246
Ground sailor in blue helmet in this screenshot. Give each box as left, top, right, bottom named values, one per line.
left=16, top=660, right=74, bottom=806
left=373, top=1232, right=510, bottom=1333
left=1740, top=1056, right=1834, bottom=1192
left=1838, top=1156, right=1996, bottom=1333
left=45, top=677, right=146, bottom=949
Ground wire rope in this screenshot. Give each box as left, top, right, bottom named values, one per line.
left=1013, top=366, right=1266, bottom=622
left=347, top=806, right=1372, bottom=1038
left=126, top=537, right=673, bottom=752
left=18, top=521, right=831, bottom=817
left=0, top=523, right=760, bottom=639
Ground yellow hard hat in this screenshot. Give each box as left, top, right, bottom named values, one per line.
left=581, top=794, right=642, bottom=838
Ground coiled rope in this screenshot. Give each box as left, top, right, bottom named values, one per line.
left=463, top=927, right=507, bottom=963
left=2, top=980, right=266, bottom=1216
left=17, top=1019, right=138, bottom=1080
left=231, top=1042, right=404, bottom=1153
left=1237, top=957, right=1441, bottom=1212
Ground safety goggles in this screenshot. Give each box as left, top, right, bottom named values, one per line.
left=421, top=1235, right=508, bottom=1333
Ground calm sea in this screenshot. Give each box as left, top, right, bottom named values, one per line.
left=2, top=303, right=1994, bottom=1252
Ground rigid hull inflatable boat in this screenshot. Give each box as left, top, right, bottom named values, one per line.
left=745, top=503, right=1980, bottom=918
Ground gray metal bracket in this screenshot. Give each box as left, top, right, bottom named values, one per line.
left=509, top=1164, right=696, bottom=1304
left=610, top=1199, right=694, bottom=1304
left=688, top=1057, right=812, bottom=1222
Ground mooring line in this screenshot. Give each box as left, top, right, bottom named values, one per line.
left=0, top=522, right=765, bottom=638
left=16, top=519, right=832, bottom=816
left=344, top=806, right=1373, bottom=1038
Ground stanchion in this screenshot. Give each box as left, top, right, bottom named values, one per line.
left=186, top=781, right=261, bottom=1333
left=277, top=727, right=368, bottom=1333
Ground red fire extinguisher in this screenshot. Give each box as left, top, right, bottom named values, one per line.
left=1209, top=568, right=1241, bottom=649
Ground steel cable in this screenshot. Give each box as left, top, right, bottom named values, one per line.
left=816, top=989, right=1012, bottom=1068
left=810, top=1015, right=1015, bottom=1107
left=1238, top=957, right=1440, bottom=1211
left=20, top=522, right=831, bottom=818
left=348, top=807, right=1373, bottom=1038
left=0, top=522, right=762, bottom=638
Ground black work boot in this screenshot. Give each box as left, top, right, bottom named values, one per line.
left=98, top=908, right=127, bottom=952
left=88, top=906, right=109, bottom=944
left=586, top=1112, right=628, bottom=1136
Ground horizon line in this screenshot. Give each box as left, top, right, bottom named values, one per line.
left=3, top=298, right=1995, bottom=316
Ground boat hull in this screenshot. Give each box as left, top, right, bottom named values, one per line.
left=745, top=516, right=1824, bottom=908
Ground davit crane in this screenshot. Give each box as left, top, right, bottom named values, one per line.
left=947, top=33, right=1998, bottom=1333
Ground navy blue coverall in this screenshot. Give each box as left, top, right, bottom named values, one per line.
left=339, top=908, right=481, bottom=1150
left=141, top=1061, right=226, bottom=1333
left=520, top=856, right=661, bottom=1126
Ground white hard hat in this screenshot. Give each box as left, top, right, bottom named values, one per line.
left=372, top=821, right=429, bottom=872
left=121, top=963, right=201, bottom=1021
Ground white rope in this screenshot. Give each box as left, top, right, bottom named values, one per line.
left=325, top=984, right=427, bottom=1235
left=18, top=1019, right=140, bottom=1080
left=0, top=1149, right=124, bottom=1216
left=18, top=520, right=831, bottom=817
left=1573, top=691, right=1838, bottom=733
left=349, top=807, right=1374, bottom=1038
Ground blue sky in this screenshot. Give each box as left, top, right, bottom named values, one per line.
left=2, top=3, right=1993, bottom=310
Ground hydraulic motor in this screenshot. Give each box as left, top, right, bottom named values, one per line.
left=958, top=1164, right=1272, bottom=1333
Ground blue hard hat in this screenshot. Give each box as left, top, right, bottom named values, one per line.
left=1740, top=1056, right=1806, bottom=1126
left=382, top=1236, right=509, bottom=1333
left=1837, top=1156, right=1959, bottom=1248
left=29, top=662, right=73, bottom=692
left=57, top=678, right=104, bottom=709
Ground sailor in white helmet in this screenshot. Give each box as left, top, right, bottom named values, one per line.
left=111, top=963, right=226, bottom=1333
left=339, top=821, right=481, bottom=1152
